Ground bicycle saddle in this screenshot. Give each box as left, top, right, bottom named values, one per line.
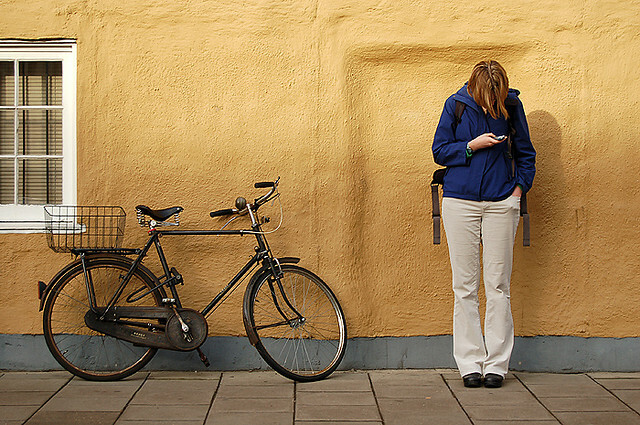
left=136, top=205, right=183, bottom=222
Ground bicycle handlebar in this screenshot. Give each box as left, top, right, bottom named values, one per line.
left=210, top=177, right=280, bottom=218
left=209, top=208, right=235, bottom=218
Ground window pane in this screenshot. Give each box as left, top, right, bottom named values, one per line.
left=0, top=61, right=14, bottom=106
left=0, top=110, right=14, bottom=155
left=0, top=158, right=14, bottom=204
left=19, top=61, right=62, bottom=106
left=18, top=158, right=62, bottom=204
left=18, top=109, right=62, bottom=155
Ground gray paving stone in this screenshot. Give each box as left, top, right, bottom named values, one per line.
left=119, top=404, right=209, bottom=422
left=40, top=395, right=131, bottom=412
left=0, top=376, right=69, bottom=392
left=372, top=384, right=452, bottom=400
left=611, top=389, right=640, bottom=411
left=539, top=396, right=630, bottom=412
left=211, top=397, right=293, bottom=412
left=0, top=405, right=40, bottom=421
left=116, top=421, right=202, bottom=425
left=221, top=371, right=288, bottom=386
left=130, top=379, right=216, bottom=405
left=377, top=398, right=470, bottom=425
left=296, top=423, right=381, bottom=425
left=454, top=387, right=538, bottom=405
left=205, top=411, right=293, bottom=425
left=147, top=371, right=221, bottom=380
left=0, top=372, right=70, bottom=380
left=215, top=383, right=293, bottom=398
left=516, top=372, right=593, bottom=385
left=473, top=421, right=559, bottom=424
left=296, top=404, right=381, bottom=422
left=25, top=410, right=120, bottom=425
left=465, top=404, right=556, bottom=421
left=297, top=373, right=371, bottom=392
left=68, top=377, right=144, bottom=388
left=0, top=391, right=54, bottom=405
left=368, top=370, right=444, bottom=386
left=555, top=411, right=640, bottom=425
left=589, top=372, right=640, bottom=379
left=525, top=383, right=611, bottom=398
left=594, top=378, right=640, bottom=390
left=59, top=382, right=140, bottom=398
left=296, top=390, right=377, bottom=405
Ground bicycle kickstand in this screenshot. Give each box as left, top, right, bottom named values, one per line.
left=196, top=347, right=210, bottom=367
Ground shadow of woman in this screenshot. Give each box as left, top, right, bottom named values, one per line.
left=512, top=109, right=569, bottom=335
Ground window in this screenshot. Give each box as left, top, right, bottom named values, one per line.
left=0, top=40, right=76, bottom=232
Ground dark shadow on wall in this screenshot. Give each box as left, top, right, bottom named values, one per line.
left=512, top=109, right=571, bottom=334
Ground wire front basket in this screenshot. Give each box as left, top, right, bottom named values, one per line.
left=44, top=206, right=126, bottom=253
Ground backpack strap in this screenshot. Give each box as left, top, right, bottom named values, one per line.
left=521, top=192, right=530, bottom=246
left=452, top=100, right=466, bottom=135
left=431, top=170, right=445, bottom=244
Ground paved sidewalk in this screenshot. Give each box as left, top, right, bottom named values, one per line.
left=2, top=370, right=640, bottom=425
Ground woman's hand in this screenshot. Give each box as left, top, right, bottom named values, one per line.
left=467, top=133, right=506, bottom=151
left=511, top=185, right=522, bottom=197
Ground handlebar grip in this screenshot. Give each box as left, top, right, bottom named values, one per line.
left=210, top=208, right=235, bottom=218
left=254, top=182, right=274, bottom=188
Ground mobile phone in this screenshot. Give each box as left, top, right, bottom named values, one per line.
left=493, top=135, right=507, bottom=141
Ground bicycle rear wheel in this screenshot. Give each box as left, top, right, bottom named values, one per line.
left=244, top=264, right=347, bottom=381
left=43, top=255, right=163, bottom=381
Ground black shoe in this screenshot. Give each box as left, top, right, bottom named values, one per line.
left=463, top=373, right=482, bottom=388
left=484, top=373, right=503, bottom=388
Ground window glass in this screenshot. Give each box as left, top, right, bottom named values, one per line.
left=18, top=109, right=62, bottom=155
left=18, top=158, right=62, bottom=204
left=0, top=110, right=13, bottom=155
left=19, top=61, right=62, bottom=106
left=0, top=61, right=14, bottom=106
left=0, top=158, right=13, bottom=204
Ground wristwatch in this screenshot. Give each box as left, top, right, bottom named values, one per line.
left=466, top=142, right=473, bottom=157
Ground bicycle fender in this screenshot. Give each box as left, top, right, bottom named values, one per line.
left=38, top=255, right=166, bottom=311
left=38, top=258, right=84, bottom=311
left=242, top=257, right=300, bottom=346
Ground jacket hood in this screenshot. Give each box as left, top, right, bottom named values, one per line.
left=453, top=82, right=520, bottom=113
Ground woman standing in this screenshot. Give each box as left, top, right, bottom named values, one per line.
left=432, top=60, right=536, bottom=388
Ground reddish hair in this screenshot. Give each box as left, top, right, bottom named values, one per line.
left=467, top=60, right=509, bottom=119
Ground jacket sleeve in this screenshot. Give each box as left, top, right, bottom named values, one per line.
left=511, top=98, right=536, bottom=193
left=432, top=97, right=470, bottom=167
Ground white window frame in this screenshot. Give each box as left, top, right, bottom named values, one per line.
left=0, top=40, right=76, bottom=233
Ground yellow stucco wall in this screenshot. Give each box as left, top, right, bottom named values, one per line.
left=1, top=0, right=639, bottom=339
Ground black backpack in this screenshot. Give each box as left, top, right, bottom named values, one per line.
left=431, top=99, right=530, bottom=246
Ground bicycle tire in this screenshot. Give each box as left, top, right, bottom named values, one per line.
left=244, top=264, right=347, bottom=382
left=43, top=255, right=163, bottom=381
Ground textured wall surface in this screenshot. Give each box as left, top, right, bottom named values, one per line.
left=1, top=0, right=639, bottom=340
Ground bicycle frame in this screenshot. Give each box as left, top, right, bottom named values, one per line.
left=77, top=209, right=303, bottom=327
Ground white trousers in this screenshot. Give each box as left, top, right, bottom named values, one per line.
left=442, top=196, right=520, bottom=378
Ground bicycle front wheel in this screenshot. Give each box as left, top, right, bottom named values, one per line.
left=43, top=255, right=163, bottom=381
left=244, top=264, right=347, bottom=381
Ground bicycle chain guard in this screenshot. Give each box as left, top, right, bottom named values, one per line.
left=84, top=307, right=208, bottom=352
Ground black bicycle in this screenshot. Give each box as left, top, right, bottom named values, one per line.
left=38, top=179, right=347, bottom=382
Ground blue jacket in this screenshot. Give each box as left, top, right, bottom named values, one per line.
left=432, top=84, right=536, bottom=201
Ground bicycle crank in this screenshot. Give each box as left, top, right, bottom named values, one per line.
left=165, top=309, right=208, bottom=351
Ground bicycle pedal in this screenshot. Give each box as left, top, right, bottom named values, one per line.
left=196, top=347, right=210, bottom=367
